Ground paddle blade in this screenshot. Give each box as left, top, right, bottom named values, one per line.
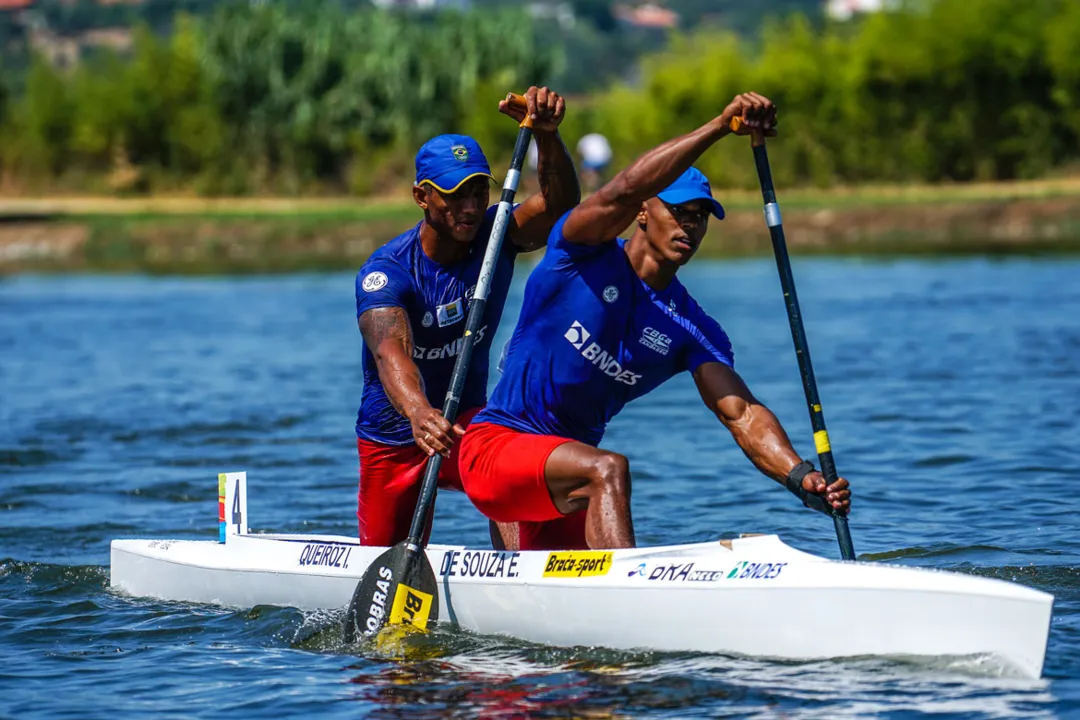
left=342, top=541, right=439, bottom=643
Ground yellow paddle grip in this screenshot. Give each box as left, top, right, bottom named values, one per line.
left=505, top=93, right=534, bottom=130
left=728, top=116, right=766, bottom=147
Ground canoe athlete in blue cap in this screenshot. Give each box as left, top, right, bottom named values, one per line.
left=354, top=87, right=580, bottom=548
left=459, top=92, right=851, bottom=549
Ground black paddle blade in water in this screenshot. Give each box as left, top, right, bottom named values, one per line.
left=342, top=541, right=439, bottom=643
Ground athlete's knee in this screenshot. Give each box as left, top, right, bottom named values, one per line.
left=490, top=520, right=519, bottom=551
left=586, top=452, right=630, bottom=496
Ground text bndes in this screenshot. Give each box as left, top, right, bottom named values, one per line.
left=414, top=325, right=488, bottom=361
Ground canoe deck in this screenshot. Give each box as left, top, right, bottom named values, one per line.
left=109, top=471, right=1054, bottom=679
left=110, top=531, right=1053, bottom=679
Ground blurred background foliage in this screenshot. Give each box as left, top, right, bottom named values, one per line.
left=0, top=0, right=1077, bottom=196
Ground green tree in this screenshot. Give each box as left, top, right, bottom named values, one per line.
left=69, top=52, right=127, bottom=171
left=11, top=57, right=73, bottom=178
left=588, top=0, right=1080, bottom=187
left=1044, top=0, right=1080, bottom=155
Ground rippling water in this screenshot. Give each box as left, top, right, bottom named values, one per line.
left=2, top=257, right=1079, bottom=718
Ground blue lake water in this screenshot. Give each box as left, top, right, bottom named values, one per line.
left=2, top=256, right=1079, bottom=718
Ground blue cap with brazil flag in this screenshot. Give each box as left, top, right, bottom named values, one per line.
left=657, top=166, right=725, bottom=219
left=414, top=134, right=496, bottom=194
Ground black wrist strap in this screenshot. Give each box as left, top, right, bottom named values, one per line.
left=784, top=460, right=830, bottom=516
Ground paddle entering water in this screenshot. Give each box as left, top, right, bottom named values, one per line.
left=731, top=116, right=856, bottom=561
left=343, top=94, right=536, bottom=643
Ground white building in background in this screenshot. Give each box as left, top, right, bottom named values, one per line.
left=827, top=0, right=892, bottom=20
left=526, top=2, right=576, bottom=30
left=370, top=0, right=470, bottom=9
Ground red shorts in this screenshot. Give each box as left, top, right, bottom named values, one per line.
left=356, top=407, right=481, bottom=546
left=460, top=421, right=587, bottom=550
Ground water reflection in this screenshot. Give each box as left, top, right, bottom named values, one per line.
left=339, top=648, right=1057, bottom=719
left=286, top=616, right=1061, bottom=719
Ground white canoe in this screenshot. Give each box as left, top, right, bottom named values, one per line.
left=109, top=472, right=1054, bottom=678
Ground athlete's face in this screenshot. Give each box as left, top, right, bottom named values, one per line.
left=414, top=177, right=490, bottom=244
left=641, top=197, right=711, bottom=265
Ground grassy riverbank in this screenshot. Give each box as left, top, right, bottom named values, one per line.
left=3, top=178, right=1080, bottom=274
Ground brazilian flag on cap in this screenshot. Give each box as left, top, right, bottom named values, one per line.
left=415, top=134, right=495, bottom=193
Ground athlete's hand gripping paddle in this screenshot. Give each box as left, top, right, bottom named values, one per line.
left=343, top=94, right=535, bottom=642
left=730, top=116, right=857, bottom=562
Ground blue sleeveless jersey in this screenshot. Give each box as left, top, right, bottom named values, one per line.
left=355, top=205, right=518, bottom=445
left=476, top=211, right=734, bottom=446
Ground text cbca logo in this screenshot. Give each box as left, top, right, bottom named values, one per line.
left=639, top=326, right=672, bottom=356
left=564, top=320, right=591, bottom=349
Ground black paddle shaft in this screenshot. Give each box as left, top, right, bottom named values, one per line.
left=344, top=100, right=535, bottom=643
left=749, top=140, right=856, bottom=562
left=403, top=124, right=534, bottom=550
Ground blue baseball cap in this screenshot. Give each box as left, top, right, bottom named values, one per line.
left=657, top=167, right=725, bottom=220
left=414, top=134, right=495, bottom=194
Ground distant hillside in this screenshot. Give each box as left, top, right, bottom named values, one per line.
left=469, top=0, right=824, bottom=32
left=471, top=0, right=828, bottom=92
left=1, top=0, right=827, bottom=92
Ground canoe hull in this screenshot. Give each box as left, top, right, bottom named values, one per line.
left=110, top=531, right=1053, bottom=678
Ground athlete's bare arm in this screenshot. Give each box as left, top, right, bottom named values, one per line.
left=497, top=86, right=581, bottom=252
left=560, top=93, right=777, bottom=246
left=692, top=361, right=850, bottom=513
left=359, top=307, right=463, bottom=457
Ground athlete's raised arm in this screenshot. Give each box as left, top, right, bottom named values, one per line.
left=359, top=307, right=463, bottom=458
left=691, top=361, right=850, bottom=514
left=497, top=86, right=581, bottom=252
left=561, top=93, right=777, bottom=246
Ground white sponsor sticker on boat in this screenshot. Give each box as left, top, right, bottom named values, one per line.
left=726, top=561, right=787, bottom=580
left=627, top=561, right=725, bottom=582
left=440, top=550, right=520, bottom=579
left=298, top=542, right=352, bottom=569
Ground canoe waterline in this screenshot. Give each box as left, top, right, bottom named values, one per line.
left=109, top=530, right=1053, bottom=679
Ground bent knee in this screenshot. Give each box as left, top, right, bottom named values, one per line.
left=587, top=452, right=630, bottom=494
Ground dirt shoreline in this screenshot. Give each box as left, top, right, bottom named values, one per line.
left=2, top=191, right=1079, bottom=274
left=3, top=175, right=1080, bottom=214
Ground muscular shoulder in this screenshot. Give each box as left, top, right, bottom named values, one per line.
left=668, top=281, right=735, bottom=366
left=670, top=282, right=709, bottom=320
left=356, top=225, right=420, bottom=288
left=365, top=224, right=420, bottom=268
left=540, top=212, right=621, bottom=270
left=356, top=237, right=421, bottom=316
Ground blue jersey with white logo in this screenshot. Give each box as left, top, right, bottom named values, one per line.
left=476, top=211, right=734, bottom=446
left=355, top=205, right=518, bottom=445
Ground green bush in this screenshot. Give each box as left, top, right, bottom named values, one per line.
left=2, top=0, right=1078, bottom=193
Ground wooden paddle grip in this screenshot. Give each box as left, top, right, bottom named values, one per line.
left=505, top=92, right=534, bottom=129
left=729, top=116, right=766, bottom=147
